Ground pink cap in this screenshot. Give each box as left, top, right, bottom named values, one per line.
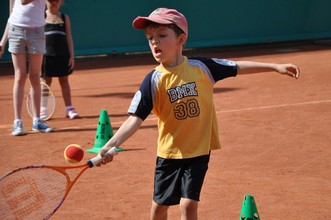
left=132, top=8, right=188, bottom=36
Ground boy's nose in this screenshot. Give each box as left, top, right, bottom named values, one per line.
left=151, top=38, right=159, bottom=45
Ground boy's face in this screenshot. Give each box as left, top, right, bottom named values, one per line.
left=145, top=25, right=184, bottom=67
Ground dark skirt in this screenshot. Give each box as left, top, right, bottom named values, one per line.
left=42, top=56, right=73, bottom=77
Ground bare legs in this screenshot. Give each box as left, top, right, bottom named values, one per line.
left=150, top=198, right=198, bottom=220
left=58, top=75, right=72, bottom=107
left=12, top=53, right=27, bottom=120
left=12, top=53, right=43, bottom=119
left=179, top=198, right=198, bottom=220
left=43, top=74, right=78, bottom=119
left=150, top=201, right=169, bottom=220
left=43, top=75, right=72, bottom=107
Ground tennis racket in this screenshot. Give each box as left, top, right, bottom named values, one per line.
left=26, top=78, right=56, bottom=121
left=0, top=146, right=123, bottom=220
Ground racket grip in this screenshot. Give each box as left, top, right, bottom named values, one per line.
left=88, top=147, right=118, bottom=168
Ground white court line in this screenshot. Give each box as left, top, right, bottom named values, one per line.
left=217, top=99, right=331, bottom=113
left=143, top=99, right=331, bottom=122
left=0, top=99, right=330, bottom=135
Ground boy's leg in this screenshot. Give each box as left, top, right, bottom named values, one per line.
left=150, top=195, right=199, bottom=220
left=150, top=201, right=169, bottom=220
left=180, top=198, right=198, bottom=220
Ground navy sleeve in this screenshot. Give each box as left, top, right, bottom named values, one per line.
left=127, top=70, right=154, bottom=120
left=189, top=56, right=237, bottom=82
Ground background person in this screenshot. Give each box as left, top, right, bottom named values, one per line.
left=0, top=0, right=53, bottom=135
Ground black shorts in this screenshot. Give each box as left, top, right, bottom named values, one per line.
left=153, top=154, right=210, bottom=206
left=42, top=55, right=73, bottom=77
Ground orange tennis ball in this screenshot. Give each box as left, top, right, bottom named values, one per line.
left=64, top=144, right=84, bottom=163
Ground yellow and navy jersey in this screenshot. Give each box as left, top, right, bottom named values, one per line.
left=128, top=56, right=237, bottom=159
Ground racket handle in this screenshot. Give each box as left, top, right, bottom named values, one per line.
left=87, top=147, right=118, bottom=168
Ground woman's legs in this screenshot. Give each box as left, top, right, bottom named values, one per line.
left=28, top=53, right=43, bottom=118
left=11, top=53, right=27, bottom=120
left=11, top=53, right=27, bottom=135
left=28, top=54, right=53, bottom=132
left=10, top=25, right=53, bottom=134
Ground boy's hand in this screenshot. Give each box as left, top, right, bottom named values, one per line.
left=276, top=63, right=300, bottom=79
left=95, top=146, right=116, bottom=167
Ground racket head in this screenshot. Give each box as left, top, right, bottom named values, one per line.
left=1, top=147, right=121, bottom=219
left=26, top=80, right=56, bottom=121
left=0, top=164, right=87, bottom=220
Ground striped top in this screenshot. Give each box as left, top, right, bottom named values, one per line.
left=44, top=13, right=69, bottom=56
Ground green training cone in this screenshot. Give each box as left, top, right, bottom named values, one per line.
left=240, top=194, right=260, bottom=220
left=86, top=109, right=114, bottom=154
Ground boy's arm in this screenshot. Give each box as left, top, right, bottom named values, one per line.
left=96, top=115, right=143, bottom=165
left=236, top=61, right=300, bottom=79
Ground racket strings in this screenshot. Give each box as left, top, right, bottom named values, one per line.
left=41, top=90, right=55, bottom=114
left=39, top=83, right=55, bottom=118
left=27, top=82, right=56, bottom=121
left=1, top=167, right=67, bottom=220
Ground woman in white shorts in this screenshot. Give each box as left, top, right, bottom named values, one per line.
left=0, top=0, right=53, bottom=136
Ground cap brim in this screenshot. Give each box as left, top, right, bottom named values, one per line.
left=132, top=16, right=173, bottom=30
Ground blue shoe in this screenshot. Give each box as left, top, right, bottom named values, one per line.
left=12, top=120, right=24, bottom=136
left=32, top=119, right=54, bottom=133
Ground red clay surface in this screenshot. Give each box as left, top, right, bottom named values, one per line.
left=0, top=43, right=330, bottom=219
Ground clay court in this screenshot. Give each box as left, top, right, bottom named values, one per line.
left=0, top=42, right=330, bottom=219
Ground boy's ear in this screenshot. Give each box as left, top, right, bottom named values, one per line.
left=178, top=34, right=186, bottom=45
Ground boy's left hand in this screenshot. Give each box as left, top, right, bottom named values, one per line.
left=277, top=64, right=300, bottom=79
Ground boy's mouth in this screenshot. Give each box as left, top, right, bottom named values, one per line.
left=154, top=48, right=162, bottom=55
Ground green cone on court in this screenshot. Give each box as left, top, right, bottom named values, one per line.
left=86, top=109, right=114, bottom=154
left=240, top=194, right=260, bottom=220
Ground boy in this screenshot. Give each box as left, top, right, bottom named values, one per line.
left=97, top=8, right=300, bottom=220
